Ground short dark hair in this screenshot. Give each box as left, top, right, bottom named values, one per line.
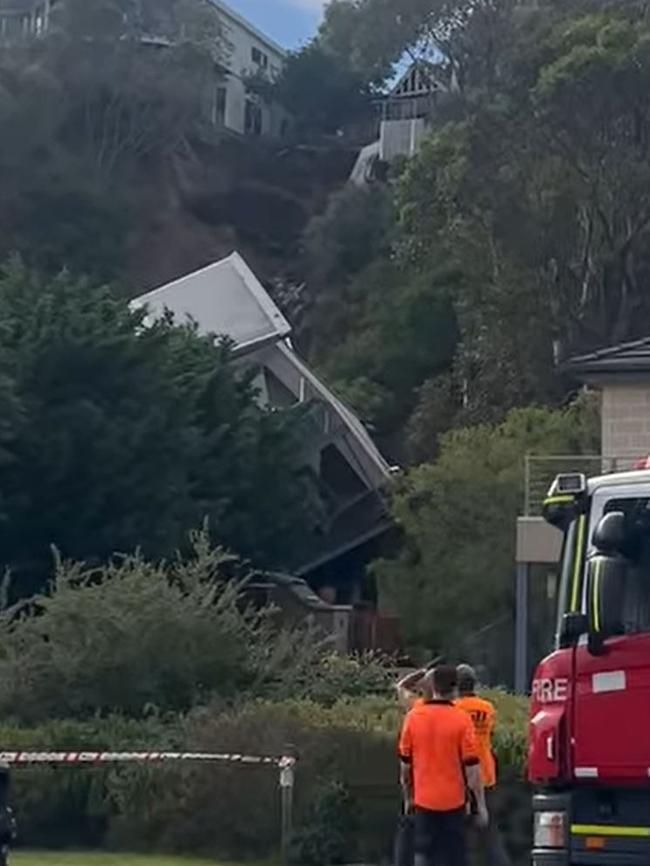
left=433, top=664, right=458, bottom=698
left=457, top=663, right=477, bottom=694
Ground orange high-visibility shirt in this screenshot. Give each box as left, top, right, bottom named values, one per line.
left=399, top=700, right=479, bottom=811
left=455, top=694, right=497, bottom=788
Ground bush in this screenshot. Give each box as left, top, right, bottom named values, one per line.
left=375, top=397, right=600, bottom=677
left=289, top=781, right=358, bottom=866
left=0, top=539, right=254, bottom=721
left=272, top=653, right=394, bottom=707
left=0, top=534, right=329, bottom=723
left=4, top=694, right=530, bottom=863
left=0, top=716, right=179, bottom=848
left=103, top=694, right=530, bottom=863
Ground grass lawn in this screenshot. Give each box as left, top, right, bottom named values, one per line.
left=13, top=853, right=258, bottom=866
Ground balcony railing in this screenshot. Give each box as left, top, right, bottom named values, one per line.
left=523, top=454, right=639, bottom=516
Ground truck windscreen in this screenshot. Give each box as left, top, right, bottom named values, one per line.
left=603, top=497, right=650, bottom=635
left=555, top=516, right=579, bottom=647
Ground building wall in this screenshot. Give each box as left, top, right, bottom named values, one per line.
left=1, top=0, right=288, bottom=138
left=0, top=0, right=49, bottom=39
left=214, top=2, right=287, bottom=138
left=601, top=381, right=650, bottom=459
left=379, top=117, right=426, bottom=162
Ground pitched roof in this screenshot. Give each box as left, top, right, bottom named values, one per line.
left=389, top=61, right=443, bottom=99
left=567, top=337, right=650, bottom=376
left=131, top=252, right=291, bottom=355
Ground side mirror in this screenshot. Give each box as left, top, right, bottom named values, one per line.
left=559, top=611, right=588, bottom=648
left=592, top=511, right=627, bottom=555
left=586, top=554, right=626, bottom=654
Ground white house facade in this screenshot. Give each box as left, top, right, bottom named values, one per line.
left=350, top=61, right=446, bottom=184
left=131, top=252, right=394, bottom=589
left=0, top=0, right=288, bottom=139
left=208, top=0, right=288, bottom=138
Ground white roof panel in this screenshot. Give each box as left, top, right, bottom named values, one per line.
left=131, top=252, right=291, bottom=353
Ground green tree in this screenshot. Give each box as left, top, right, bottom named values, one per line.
left=396, top=4, right=650, bottom=420
left=0, top=533, right=330, bottom=722
left=374, top=396, right=600, bottom=663
left=266, top=41, right=373, bottom=136
left=300, top=184, right=457, bottom=447
left=0, top=0, right=224, bottom=282
left=0, top=261, right=319, bottom=593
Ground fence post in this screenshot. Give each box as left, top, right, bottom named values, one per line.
left=279, top=748, right=297, bottom=865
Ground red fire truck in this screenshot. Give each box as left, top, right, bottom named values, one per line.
left=530, top=466, right=650, bottom=865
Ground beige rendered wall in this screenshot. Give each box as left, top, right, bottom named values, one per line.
left=602, top=382, right=650, bottom=459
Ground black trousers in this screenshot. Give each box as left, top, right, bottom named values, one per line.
left=413, top=806, right=467, bottom=866
left=394, top=813, right=414, bottom=866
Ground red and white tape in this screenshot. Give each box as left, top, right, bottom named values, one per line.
left=0, top=751, right=294, bottom=767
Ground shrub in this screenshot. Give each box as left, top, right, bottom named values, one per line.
left=289, top=781, right=358, bottom=866
left=0, top=716, right=179, bottom=848
left=105, top=694, right=529, bottom=863
left=0, top=539, right=255, bottom=721
left=271, top=653, right=394, bottom=707
left=3, top=694, right=530, bottom=863
left=0, top=534, right=329, bottom=723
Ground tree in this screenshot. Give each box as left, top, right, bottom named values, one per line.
left=374, top=396, right=600, bottom=667
left=0, top=532, right=333, bottom=722
left=319, top=0, right=524, bottom=92
left=0, top=0, right=225, bottom=282
left=0, top=261, right=320, bottom=593
left=395, top=4, right=650, bottom=420
left=299, top=184, right=457, bottom=450
left=301, top=184, right=397, bottom=356
left=264, top=42, right=373, bottom=136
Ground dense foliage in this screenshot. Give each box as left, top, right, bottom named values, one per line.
left=0, top=262, right=319, bottom=592
left=375, top=397, right=600, bottom=674
left=0, top=0, right=223, bottom=284
left=5, top=693, right=530, bottom=862
left=297, top=0, right=650, bottom=450
left=265, top=41, right=373, bottom=136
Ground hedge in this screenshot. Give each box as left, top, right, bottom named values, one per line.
left=3, top=693, right=530, bottom=864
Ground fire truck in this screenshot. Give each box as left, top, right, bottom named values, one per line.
left=530, top=465, right=650, bottom=865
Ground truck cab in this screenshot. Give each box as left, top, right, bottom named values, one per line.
left=530, top=468, right=650, bottom=865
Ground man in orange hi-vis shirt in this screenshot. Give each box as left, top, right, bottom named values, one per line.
left=399, top=665, right=487, bottom=866
left=455, top=664, right=510, bottom=866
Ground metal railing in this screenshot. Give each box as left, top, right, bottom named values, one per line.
left=523, top=454, right=638, bottom=516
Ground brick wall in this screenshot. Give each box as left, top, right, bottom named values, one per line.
left=602, top=382, right=650, bottom=458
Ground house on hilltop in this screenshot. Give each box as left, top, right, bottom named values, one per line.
left=208, top=0, right=288, bottom=138
left=131, top=252, right=396, bottom=614
left=350, top=60, right=446, bottom=184
left=0, top=0, right=288, bottom=139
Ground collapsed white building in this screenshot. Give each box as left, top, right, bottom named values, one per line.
left=132, top=253, right=393, bottom=602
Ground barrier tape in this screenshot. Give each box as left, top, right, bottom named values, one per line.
left=0, top=751, right=295, bottom=767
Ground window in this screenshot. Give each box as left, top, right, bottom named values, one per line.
left=251, top=46, right=268, bottom=69
left=213, top=86, right=227, bottom=126
left=244, top=99, right=262, bottom=136
left=602, top=497, right=650, bottom=634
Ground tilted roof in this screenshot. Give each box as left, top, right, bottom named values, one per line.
left=567, top=337, right=650, bottom=377
left=131, top=252, right=291, bottom=355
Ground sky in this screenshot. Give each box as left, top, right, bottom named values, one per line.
left=224, top=0, right=325, bottom=50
